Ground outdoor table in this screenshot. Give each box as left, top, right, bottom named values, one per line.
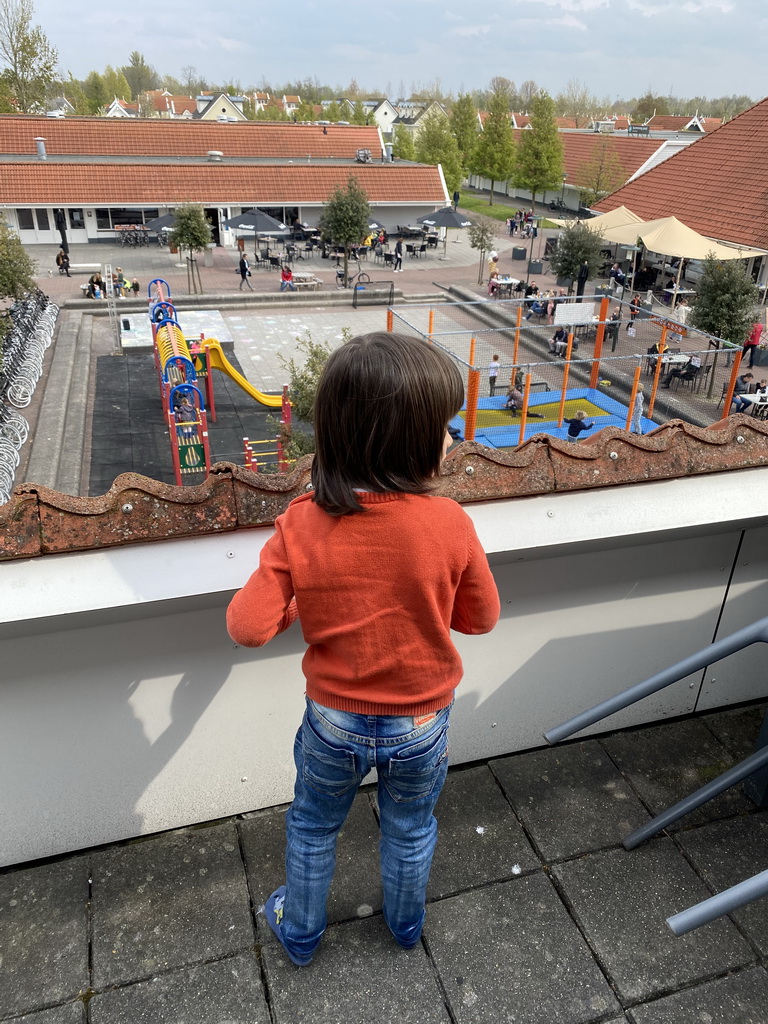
left=494, top=277, right=520, bottom=299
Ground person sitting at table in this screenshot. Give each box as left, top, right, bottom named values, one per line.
left=279, top=265, right=296, bottom=292
left=488, top=271, right=500, bottom=297
left=524, top=298, right=546, bottom=321
left=504, top=387, right=544, bottom=417
left=731, top=372, right=755, bottom=413
left=660, top=353, right=702, bottom=388
left=646, top=341, right=664, bottom=373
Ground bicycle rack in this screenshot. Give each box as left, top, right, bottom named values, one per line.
left=544, top=615, right=768, bottom=935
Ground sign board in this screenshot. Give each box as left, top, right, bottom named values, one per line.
left=554, top=301, right=596, bottom=326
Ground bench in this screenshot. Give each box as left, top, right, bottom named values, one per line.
left=68, top=263, right=102, bottom=273
left=293, top=278, right=321, bottom=290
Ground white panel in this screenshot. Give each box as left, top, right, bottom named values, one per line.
left=696, top=523, right=768, bottom=711
left=448, top=531, right=739, bottom=764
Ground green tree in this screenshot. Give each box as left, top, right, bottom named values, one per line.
left=470, top=89, right=515, bottom=206
left=294, top=100, right=316, bottom=122
left=414, top=110, right=463, bottom=196
left=631, top=91, right=670, bottom=123
left=0, top=221, right=36, bottom=352
left=468, top=215, right=496, bottom=285
left=241, top=97, right=256, bottom=120
left=120, top=51, right=159, bottom=99
left=255, top=102, right=290, bottom=121
left=450, top=93, right=479, bottom=171
left=83, top=71, right=108, bottom=114
left=169, top=203, right=212, bottom=265
left=318, top=175, right=371, bottom=286
left=689, top=255, right=759, bottom=348
left=323, top=100, right=344, bottom=122
left=102, top=64, right=131, bottom=101
left=63, top=73, right=88, bottom=115
left=513, top=91, right=564, bottom=211
left=0, top=0, right=58, bottom=113
left=350, top=99, right=367, bottom=125
left=574, top=139, right=626, bottom=206
left=547, top=222, right=603, bottom=293
left=272, top=332, right=334, bottom=462
left=392, top=122, right=415, bottom=160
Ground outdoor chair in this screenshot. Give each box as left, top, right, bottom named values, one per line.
left=374, top=246, right=384, bottom=263
left=417, top=243, right=427, bottom=258
left=406, top=243, right=416, bottom=259
left=255, top=250, right=270, bottom=269
left=671, top=366, right=700, bottom=390
left=694, top=363, right=712, bottom=394
left=427, top=235, right=439, bottom=248
left=268, top=256, right=281, bottom=271
left=383, top=252, right=395, bottom=268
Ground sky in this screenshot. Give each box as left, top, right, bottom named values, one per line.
left=29, top=0, right=767, bottom=103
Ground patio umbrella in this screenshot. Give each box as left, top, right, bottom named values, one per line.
left=145, top=213, right=177, bottom=232
left=222, top=209, right=288, bottom=255
left=417, top=207, right=472, bottom=258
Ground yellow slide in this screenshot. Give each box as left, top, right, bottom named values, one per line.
left=202, top=338, right=285, bottom=409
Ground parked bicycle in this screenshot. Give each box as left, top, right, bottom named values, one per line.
left=336, top=260, right=371, bottom=289
left=548, top=197, right=567, bottom=212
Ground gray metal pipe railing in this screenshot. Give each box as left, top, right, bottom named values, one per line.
left=543, top=616, right=768, bottom=746
left=667, top=869, right=768, bottom=936
left=544, top=615, right=768, bottom=935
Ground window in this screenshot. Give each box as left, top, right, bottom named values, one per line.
left=141, top=209, right=159, bottom=223
left=17, top=209, right=34, bottom=230
left=69, top=208, right=84, bottom=230
left=96, top=209, right=111, bottom=229
left=35, top=209, right=50, bottom=231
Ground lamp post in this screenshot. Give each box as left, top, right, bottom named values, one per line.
left=561, top=174, right=567, bottom=208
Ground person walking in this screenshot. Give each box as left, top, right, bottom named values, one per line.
left=393, top=237, right=403, bottom=272
left=239, top=254, right=253, bottom=290
left=742, top=322, right=763, bottom=369
left=227, top=332, right=500, bottom=967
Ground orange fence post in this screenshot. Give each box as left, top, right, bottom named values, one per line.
left=469, top=336, right=476, bottom=367
left=625, top=365, right=642, bottom=432
left=723, top=350, right=744, bottom=415
left=557, top=334, right=574, bottom=427
left=518, top=372, right=532, bottom=445
left=647, top=326, right=668, bottom=417
left=386, top=309, right=393, bottom=332
left=428, top=309, right=435, bottom=337
left=464, top=368, right=481, bottom=441
left=589, top=296, right=610, bottom=390
left=513, top=304, right=522, bottom=365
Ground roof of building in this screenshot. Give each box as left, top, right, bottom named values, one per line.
left=0, top=115, right=383, bottom=160
left=510, top=131, right=662, bottom=186
left=594, top=97, right=768, bottom=249
left=0, top=161, right=446, bottom=205
left=646, top=114, right=722, bottom=132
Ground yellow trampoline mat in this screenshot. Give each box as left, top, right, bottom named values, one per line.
left=459, top=398, right=606, bottom=428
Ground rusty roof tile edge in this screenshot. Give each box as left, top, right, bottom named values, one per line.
left=2, top=419, right=767, bottom=561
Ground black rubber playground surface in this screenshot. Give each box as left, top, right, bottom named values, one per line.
left=88, top=349, right=278, bottom=496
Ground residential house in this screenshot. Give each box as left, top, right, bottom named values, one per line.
left=194, top=94, right=248, bottom=122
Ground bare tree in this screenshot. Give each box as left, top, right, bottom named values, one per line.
left=556, top=77, right=599, bottom=128
left=519, top=80, right=539, bottom=108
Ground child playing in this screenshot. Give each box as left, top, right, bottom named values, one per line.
left=563, top=409, right=594, bottom=442
left=226, top=332, right=500, bottom=966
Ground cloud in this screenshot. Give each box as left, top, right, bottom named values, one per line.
left=450, top=24, right=492, bottom=36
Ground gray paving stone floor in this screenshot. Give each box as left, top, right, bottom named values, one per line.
left=1, top=703, right=766, bottom=1024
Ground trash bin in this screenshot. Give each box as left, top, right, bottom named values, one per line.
left=204, top=243, right=215, bottom=267
left=528, top=260, right=543, bottom=275
left=512, top=246, right=527, bottom=261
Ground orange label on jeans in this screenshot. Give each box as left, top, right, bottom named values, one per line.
left=414, top=713, right=437, bottom=727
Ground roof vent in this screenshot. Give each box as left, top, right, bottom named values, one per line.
left=207, top=150, right=223, bottom=162
left=34, top=137, right=47, bottom=160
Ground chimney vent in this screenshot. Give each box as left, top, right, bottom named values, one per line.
left=34, top=137, right=47, bottom=160
left=207, top=150, right=223, bottom=162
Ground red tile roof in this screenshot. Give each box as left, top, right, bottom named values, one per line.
left=507, top=131, right=660, bottom=185
left=0, top=115, right=383, bottom=159
left=594, top=98, right=768, bottom=249
left=647, top=115, right=722, bottom=132
left=0, top=162, right=446, bottom=204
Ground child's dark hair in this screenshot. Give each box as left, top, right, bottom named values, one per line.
left=311, top=332, right=464, bottom=515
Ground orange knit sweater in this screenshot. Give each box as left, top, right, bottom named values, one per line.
left=226, top=491, right=500, bottom=715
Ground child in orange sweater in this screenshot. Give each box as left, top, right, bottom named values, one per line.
left=227, top=331, right=499, bottom=965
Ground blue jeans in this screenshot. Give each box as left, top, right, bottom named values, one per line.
left=281, top=698, right=451, bottom=960
left=280, top=280, right=296, bottom=291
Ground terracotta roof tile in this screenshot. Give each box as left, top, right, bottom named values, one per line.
left=594, top=97, right=768, bottom=249
left=0, top=162, right=446, bottom=204
left=648, top=115, right=722, bottom=132
left=557, top=133, right=662, bottom=185
left=0, top=114, right=382, bottom=159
